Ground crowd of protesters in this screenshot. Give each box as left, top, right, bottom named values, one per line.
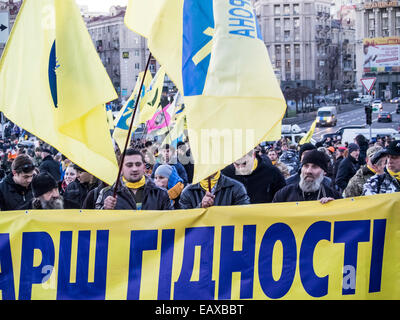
left=0, top=120, right=399, bottom=212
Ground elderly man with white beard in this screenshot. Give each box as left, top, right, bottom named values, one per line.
left=272, top=150, right=342, bottom=204
left=21, top=172, right=64, bottom=210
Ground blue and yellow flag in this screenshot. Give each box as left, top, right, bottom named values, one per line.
left=125, top=0, right=286, bottom=183
left=112, top=71, right=152, bottom=152
left=138, top=66, right=166, bottom=125
left=0, top=0, right=119, bottom=185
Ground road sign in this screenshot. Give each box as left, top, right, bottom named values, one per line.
left=360, top=77, right=376, bottom=93
left=0, top=11, right=10, bottom=45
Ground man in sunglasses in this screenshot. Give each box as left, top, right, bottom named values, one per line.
left=0, top=154, right=36, bottom=211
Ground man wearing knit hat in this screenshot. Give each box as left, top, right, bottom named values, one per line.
left=344, top=145, right=387, bottom=198
left=363, top=140, right=400, bottom=195
left=273, top=150, right=342, bottom=203
left=335, top=143, right=360, bottom=192
left=24, top=172, right=64, bottom=209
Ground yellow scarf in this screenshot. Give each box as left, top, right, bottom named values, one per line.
left=367, top=165, right=377, bottom=175
left=168, top=182, right=184, bottom=200
left=123, top=176, right=146, bottom=189
left=200, top=171, right=221, bottom=192
left=271, top=160, right=277, bottom=166
left=252, top=158, right=259, bottom=172
left=388, top=168, right=400, bottom=182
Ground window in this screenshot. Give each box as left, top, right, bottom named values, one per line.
left=285, top=44, right=290, bottom=56
left=284, top=18, right=291, bottom=30
left=275, top=45, right=281, bottom=56
left=283, top=4, right=290, bottom=15
left=275, top=19, right=281, bottom=41
left=295, top=59, right=300, bottom=68
left=294, top=44, right=300, bottom=55
left=135, top=63, right=140, bottom=69
left=284, top=30, right=291, bottom=41
left=293, top=4, right=300, bottom=15
left=274, top=5, right=281, bottom=15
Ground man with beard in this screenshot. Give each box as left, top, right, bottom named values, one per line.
left=272, top=150, right=342, bottom=203
left=25, top=172, right=64, bottom=209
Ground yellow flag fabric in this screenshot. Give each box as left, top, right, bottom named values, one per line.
left=0, top=0, right=119, bottom=185
left=1, top=193, right=399, bottom=300
left=299, top=120, right=317, bottom=145
left=125, top=0, right=286, bottom=183
left=112, top=71, right=152, bottom=151
left=138, top=66, right=166, bottom=125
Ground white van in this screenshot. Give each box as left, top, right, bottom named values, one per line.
left=341, top=128, right=400, bottom=144
left=316, top=106, right=337, bottom=127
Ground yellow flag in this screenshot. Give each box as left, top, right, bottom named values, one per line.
left=112, top=71, right=152, bottom=151
left=138, top=66, right=166, bottom=124
left=0, top=0, right=118, bottom=185
left=299, top=120, right=317, bottom=145
left=125, top=0, right=286, bottom=183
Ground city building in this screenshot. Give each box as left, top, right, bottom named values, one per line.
left=254, top=0, right=337, bottom=94
left=355, top=0, right=400, bottom=100
left=86, top=6, right=158, bottom=107
left=0, top=0, right=22, bottom=58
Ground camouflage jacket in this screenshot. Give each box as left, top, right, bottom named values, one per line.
left=362, top=171, right=400, bottom=195
left=344, top=165, right=375, bottom=198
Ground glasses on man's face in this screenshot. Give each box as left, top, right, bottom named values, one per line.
left=20, top=164, right=35, bottom=173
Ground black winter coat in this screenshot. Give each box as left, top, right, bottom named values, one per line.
left=335, top=156, right=360, bottom=191
left=272, top=183, right=342, bottom=203
left=222, top=156, right=286, bottom=204
left=63, top=180, right=97, bottom=209
left=39, top=155, right=61, bottom=182
left=96, top=177, right=173, bottom=211
left=179, top=174, right=250, bottom=209
left=0, top=173, right=34, bottom=211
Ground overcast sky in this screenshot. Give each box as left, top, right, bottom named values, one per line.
left=75, top=0, right=128, bottom=12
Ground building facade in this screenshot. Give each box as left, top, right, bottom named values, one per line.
left=355, top=0, right=400, bottom=99
left=254, top=0, right=338, bottom=93
left=0, top=0, right=22, bottom=58
left=86, top=6, right=158, bottom=107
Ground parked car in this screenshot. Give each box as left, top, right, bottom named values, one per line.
left=372, top=99, right=383, bottom=111
left=396, top=104, right=400, bottom=114
left=377, top=111, right=392, bottom=123
left=390, top=97, right=400, bottom=103
left=321, top=125, right=366, bottom=142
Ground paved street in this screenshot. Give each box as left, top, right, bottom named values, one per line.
left=298, top=103, right=400, bottom=141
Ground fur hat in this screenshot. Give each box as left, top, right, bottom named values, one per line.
left=31, top=172, right=58, bottom=198
left=301, top=149, right=329, bottom=173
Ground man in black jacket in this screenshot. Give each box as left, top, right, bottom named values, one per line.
left=96, top=149, right=172, bottom=210
left=273, top=150, right=342, bottom=203
left=222, top=150, right=286, bottom=204
left=0, top=154, right=35, bottom=211
left=335, top=143, right=360, bottom=192
left=39, top=147, right=61, bottom=183
left=179, top=171, right=250, bottom=209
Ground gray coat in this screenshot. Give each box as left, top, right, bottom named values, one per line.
left=179, top=174, right=250, bottom=209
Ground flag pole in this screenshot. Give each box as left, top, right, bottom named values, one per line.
left=113, top=53, right=153, bottom=197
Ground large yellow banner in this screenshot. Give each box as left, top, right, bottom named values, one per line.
left=0, top=193, right=399, bottom=300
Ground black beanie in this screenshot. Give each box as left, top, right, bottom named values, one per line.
left=299, top=143, right=316, bottom=160
left=31, top=172, right=58, bottom=198
left=301, top=149, right=329, bottom=173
